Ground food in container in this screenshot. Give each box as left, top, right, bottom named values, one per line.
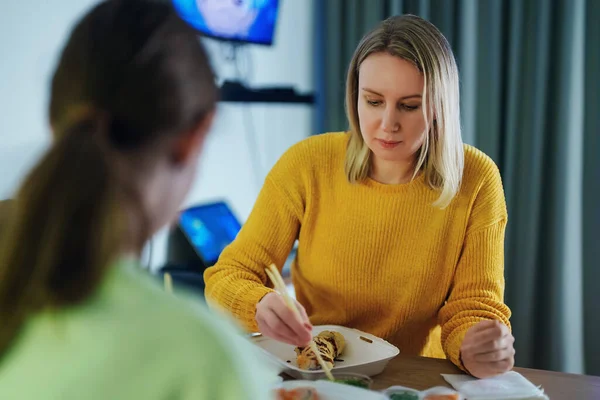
left=321, top=372, right=373, bottom=390
left=383, top=385, right=462, bottom=400
left=423, top=394, right=460, bottom=400
left=387, top=388, right=420, bottom=400
left=253, top=325, right=400, bottom=380
left=274, top=380, right=388, bottom=400
left=295, top=330, right=346, bottom=370
left=274, top=387, right=320, bottom=400
left=389, top=393, right=419, bottom=400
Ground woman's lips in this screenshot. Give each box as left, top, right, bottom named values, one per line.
left=376, top=139, right=402, bottom=149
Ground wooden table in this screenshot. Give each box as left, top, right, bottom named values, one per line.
left=372, top=354, right=600, bottom=399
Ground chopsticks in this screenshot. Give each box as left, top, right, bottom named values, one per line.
left=265, top=264, right=301, bottom=319
left=164, top=272, right=173, bottom=294
left=265, top=264, right=335, bottom=381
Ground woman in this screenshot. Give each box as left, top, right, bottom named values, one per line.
left=0, top=1, right=274, bottom=398
left=205, top=15, right=515, bottom=379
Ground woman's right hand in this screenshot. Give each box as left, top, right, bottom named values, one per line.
left=256, top=292, right=313, bottom=347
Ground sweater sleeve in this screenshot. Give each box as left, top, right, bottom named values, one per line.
left=438, top=156, right=512, bottom=371
left=203, top=145, right=307, bottom=333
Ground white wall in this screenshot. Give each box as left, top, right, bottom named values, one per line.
left=153, top=0, right=315, bottom=268
left=0, top=1, right=315, bottom=269
left=0, top=0, right=99, bottom=198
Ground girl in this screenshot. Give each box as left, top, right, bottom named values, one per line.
left=205, top=15, right=516, bottom=379
left=0, top=1, right=274, bottom=398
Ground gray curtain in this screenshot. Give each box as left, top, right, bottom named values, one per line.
left=314, top=0, right=600, bottom=375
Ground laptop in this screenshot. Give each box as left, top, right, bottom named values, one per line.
left=176, top=201, right=242, bottom=268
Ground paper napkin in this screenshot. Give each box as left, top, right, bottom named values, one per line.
left=441, top=371, right=550, bottom=400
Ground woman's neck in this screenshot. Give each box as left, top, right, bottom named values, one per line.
left=370, top=156, right=417, bottom=185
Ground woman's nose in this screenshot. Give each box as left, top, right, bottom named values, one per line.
left=381, top=107, right=400, bottom=133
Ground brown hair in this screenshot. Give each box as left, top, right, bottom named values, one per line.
left=0, top=0, right=217, bottom=356
left=345, top=15, right=464, bottom=208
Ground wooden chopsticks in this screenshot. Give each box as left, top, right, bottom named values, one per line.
left=265, top=264, right=335, bottom=381
left=164, top=272, right=173, bottom=294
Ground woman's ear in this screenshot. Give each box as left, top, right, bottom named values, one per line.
left=170, top=110, right=216, bottom=166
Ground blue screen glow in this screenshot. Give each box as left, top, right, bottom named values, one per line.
left=173, top=0, right=280, bottom=45
left=179, top=202, right=242, bottom=265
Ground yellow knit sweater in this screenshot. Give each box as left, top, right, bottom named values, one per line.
left=204, top=132, right=511, bottom=369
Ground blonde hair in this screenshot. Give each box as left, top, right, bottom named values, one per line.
left=345, top=15, right=464, bottom=209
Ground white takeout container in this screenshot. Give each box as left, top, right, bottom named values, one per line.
left=274, top=380, right=388, bottom=400
left=253, top=325, right=400, bottom=380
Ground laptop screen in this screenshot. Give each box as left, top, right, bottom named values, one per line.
left=178, top=202, right=242, bottom=266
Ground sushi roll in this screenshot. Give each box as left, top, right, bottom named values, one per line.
left=274, top=387, right=320, bottom=400
left=295, top=331, right=346, bottom=370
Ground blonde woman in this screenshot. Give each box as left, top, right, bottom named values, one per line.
left=205, top=15, right=515, bottom=379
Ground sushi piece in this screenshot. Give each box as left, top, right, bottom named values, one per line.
left=274, top=387, right=320, bottom=400
left=423, top=395, right=460, bottom=400
left=295, top=331, right=346, bottom=370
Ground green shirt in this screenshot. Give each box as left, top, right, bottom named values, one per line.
left=0, top=259, right=276, bottom=399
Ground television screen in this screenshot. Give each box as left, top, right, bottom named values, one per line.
left=173, top=0, right=280, bottom=46
left=178, top=201, right=242, bottom=265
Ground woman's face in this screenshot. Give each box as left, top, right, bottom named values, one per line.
left=357, top=52, right=427, bottom=165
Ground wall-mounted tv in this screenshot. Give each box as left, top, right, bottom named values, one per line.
left=173, top=0, right=280, bottom=46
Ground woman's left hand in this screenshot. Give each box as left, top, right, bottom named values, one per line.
left=460, top=320, right=515, bottom=379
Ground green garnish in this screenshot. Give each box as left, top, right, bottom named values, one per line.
left=334, top=378, right=369, bottom=388
left=389, top=392, right=419, bottom=400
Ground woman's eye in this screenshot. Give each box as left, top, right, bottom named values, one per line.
left=367, top=99, right=382, bottom=106
left=402, top=104, right=421, bottom=111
